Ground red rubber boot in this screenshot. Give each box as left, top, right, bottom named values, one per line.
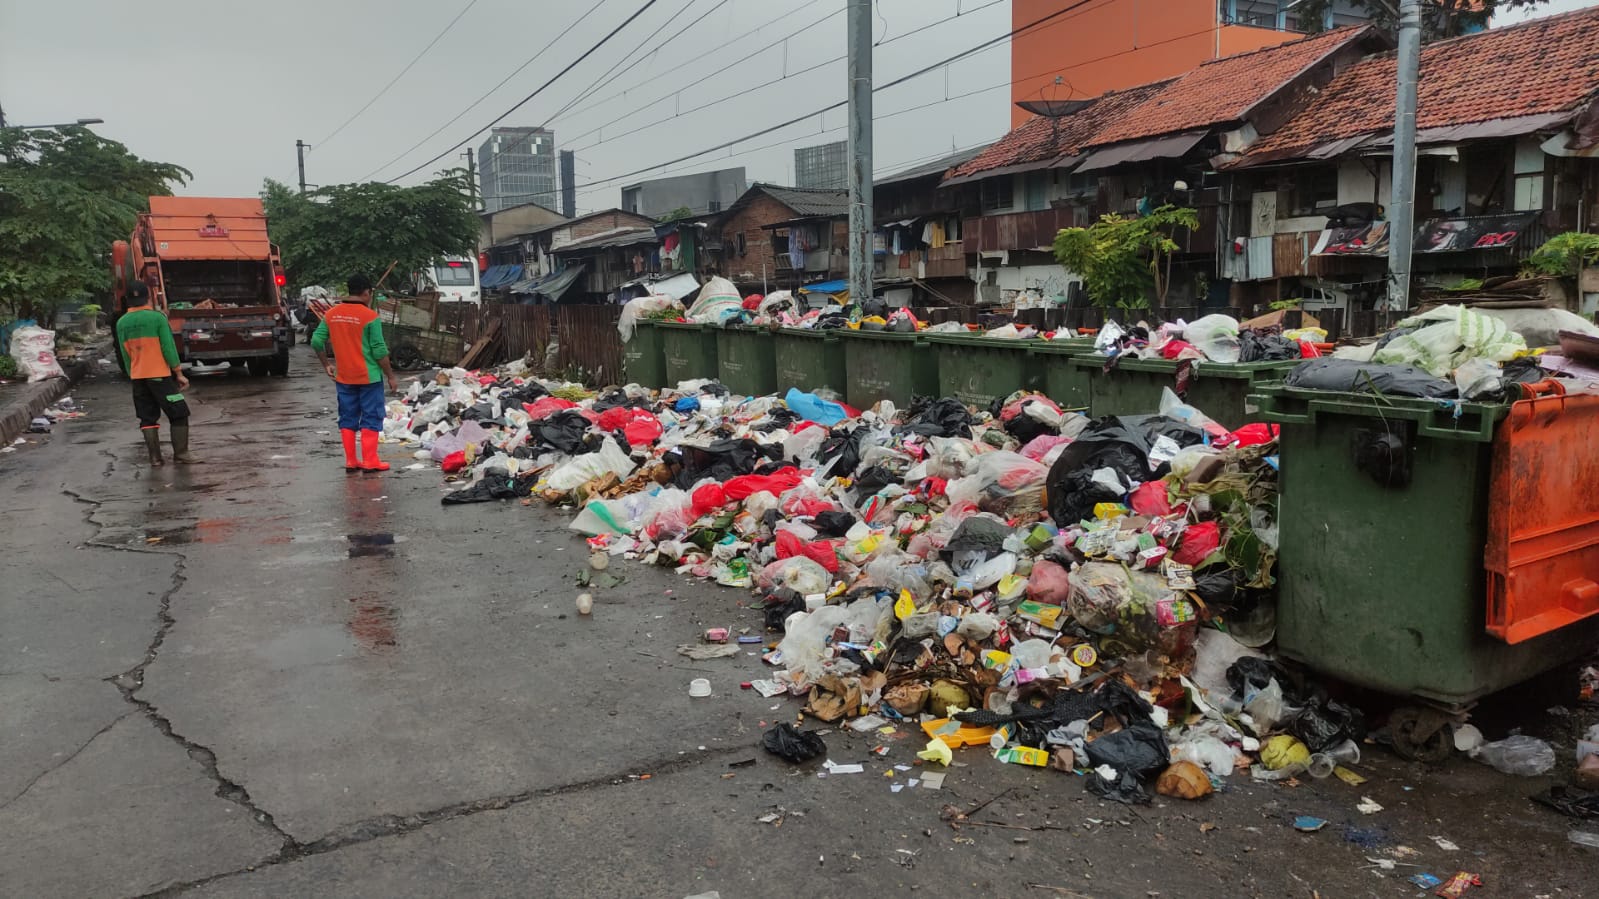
left=358, top=430, right=389, bottom=471
left=341, top=429, right=360, bottom=472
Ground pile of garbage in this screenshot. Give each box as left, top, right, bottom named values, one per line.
left=384, top=354, right=1313, bottom=803
left=1092, top=311, right=1327, bottom=365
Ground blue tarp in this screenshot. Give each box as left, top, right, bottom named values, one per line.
left=798, top=279, right=848, bottom=296
left=480, top=264, right=524, bottom=289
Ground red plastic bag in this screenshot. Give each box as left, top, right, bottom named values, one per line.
left=1161, top=339, right=1195, bottom=360
left=1173, top=520, right=1220, bottom=566
left=691, top=483, right=728, bottom=516
left=1299, top=340, right=1322, bottom=358
left=599, top=407, right=664, bottom=446
left=1027, top=558, right=1072, bottom=605
left=742, top=294, right=764, bottom=310
left=775, top=530, right=840, bottom=573
left=524, top=396, right=577, bottom=420
left=1129, top=481, right=1173, bottom=516
left=441, top=451, right=468, bottom=474
left=725, top=467, right=804, bottom=500
left=1220, top=422, right=1279, bottom=448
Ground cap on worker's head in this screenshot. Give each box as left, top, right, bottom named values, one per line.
left=347, top=274, right=373, bottom=297
left=126, top=281, right=150, bottom=302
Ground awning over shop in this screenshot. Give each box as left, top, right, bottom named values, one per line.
left=1312, top=212, right=1539, bottom=256
left=480, top=264, right=524, bottom=289
left=1074, top=130, right=1208, bottom=173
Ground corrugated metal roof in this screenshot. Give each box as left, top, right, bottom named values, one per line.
left=757, top=185, right=850, bottom=218
left=876, top=145, right=991, bottom=186
left=551, top=227, right=659, bottom=254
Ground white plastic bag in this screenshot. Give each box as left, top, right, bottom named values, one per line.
left=544, top=437, right=637, bottom=490
left=686, top=276, right=744, bottom=326
left=1183, top=314, right=1242, bottom=364
left=10, top=327, right=65, bottom=381
left=1375, top=305, right=1527, bottom=377
left=617, top=294, right=684, bottom=342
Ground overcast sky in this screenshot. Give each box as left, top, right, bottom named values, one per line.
left=3, top=0, right=1596, bottom=213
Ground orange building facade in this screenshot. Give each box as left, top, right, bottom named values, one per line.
left=1010, top=0, right=1370, bottom=126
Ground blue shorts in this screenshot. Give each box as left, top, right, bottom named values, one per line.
left=336, top=381, right=386, bottom=431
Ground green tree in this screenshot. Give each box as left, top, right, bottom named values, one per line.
left=1052, top=206, right=1200, bottom=311
left=660, top=206, right=694, bottom=222
left=262, top=169, right=480, bottom=291
left=1297, top=0, right=1552, bottom=40
left=0, top=127, right=190, bottom=321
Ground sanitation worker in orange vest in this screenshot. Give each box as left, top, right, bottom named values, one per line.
left=310, top=274, right=399, bottom=472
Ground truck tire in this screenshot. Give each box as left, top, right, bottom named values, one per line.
left=268, top=346, right=290, bottom=377
left=247, top=357, right=270, bottom=377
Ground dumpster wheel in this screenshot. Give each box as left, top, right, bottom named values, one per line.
left=1389, top=706, right=1454, bottom=763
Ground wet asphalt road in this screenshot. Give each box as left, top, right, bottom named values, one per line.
left=2, top=351, right=1597, bottom=899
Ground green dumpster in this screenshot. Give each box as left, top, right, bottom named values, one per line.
left=1071, top=355, right=1300, bottom=424
left=1030, top=338, right=1096, bottom=411
left=837, top=330, right=936, bottom=409
left=623, top=320, right=667, bottom=388
left=924, top=333, right=1043, bottom=410
left=714, top=326, right=778, bottom=396
left=1253, top=384, right=1599, bottom=756
left=773, top=328, right=846, bottom=396
left=658, top=321, right=719, bottom=387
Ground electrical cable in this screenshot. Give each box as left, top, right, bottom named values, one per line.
left=317, top=0, right=480, bottom=148
left=384, top=0, right=665, bottom=184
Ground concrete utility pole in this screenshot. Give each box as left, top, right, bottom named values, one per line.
left=846, top=0, right=873, bottom=307
left=295, top=140, right=309, bottom=194
left=1385, top=0, right=1422, bottom=311
left=462, top=147, right=478, bottom=207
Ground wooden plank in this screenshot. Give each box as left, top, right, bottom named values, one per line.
left=457, top=318, right=502, bottom=369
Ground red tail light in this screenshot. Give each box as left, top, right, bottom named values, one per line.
left=274, top=272, right=287, bottom=287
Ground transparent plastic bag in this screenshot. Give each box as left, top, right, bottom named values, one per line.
left=1184, top=314, right=1242, bottom=364
left=545, top=437, right=637, bottom=491
left=1473, top=734, right=1555, bottom=777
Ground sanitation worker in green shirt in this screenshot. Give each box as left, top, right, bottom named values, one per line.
left=115, top=281, right=196, bottom=466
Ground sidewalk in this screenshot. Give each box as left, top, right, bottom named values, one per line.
left=0, top=337, right=111, bottom=447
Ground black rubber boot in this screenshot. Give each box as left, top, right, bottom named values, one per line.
left=171, top=424, right=199, bottom=464
left=142, top=429, right=165, bottom=467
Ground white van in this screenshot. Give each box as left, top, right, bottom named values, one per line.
left=432, top=256, right=481, bottom=304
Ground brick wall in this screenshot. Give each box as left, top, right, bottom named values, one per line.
left=717, top=193, right=795, bottom=281
left=570, top=211, right=653, bottom=240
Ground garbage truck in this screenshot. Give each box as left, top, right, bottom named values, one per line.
left=111, top=196, right=292, bottom=376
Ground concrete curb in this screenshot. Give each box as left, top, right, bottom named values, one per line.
left=0, top=339, right=110, bottom=447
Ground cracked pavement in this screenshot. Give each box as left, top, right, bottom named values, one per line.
left=2, top=353, right=1597, bottom=898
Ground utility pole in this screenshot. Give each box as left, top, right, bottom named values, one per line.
left=462, top=148, right=478, bottom=207
left=295, top=140, right=309, bottom=194
left=1385, top=0, right=1421, bottom=311
left=846, top=0, right=873, bottom=309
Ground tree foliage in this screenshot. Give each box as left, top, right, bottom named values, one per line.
left=262, top=169, right=480, bottom=292
left=1521, top=232, right=1599, bottom=278
left=0, top=127, right=190, bottom=320
left=1052, top=206, right=1200, bottom=311
left=1297, top=0, right=1553, bottom=40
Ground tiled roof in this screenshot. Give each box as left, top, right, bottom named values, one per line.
left=1243, top=6, right=1599, bottom=162
left=758, top=185, right=850, bottom=218
left=1088, top=25, right=1374, bottom=146
left=944, top=81, right=1171, bottom=182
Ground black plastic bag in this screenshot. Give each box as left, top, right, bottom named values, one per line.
left=1192, top=567, right=1242, bottom=607
left=1087, top=767, right=1151, bottom=804
left=1239, top=330, right=1301, bottom=363
left=534, top=411, right=596, bottom=455
left=441, top=476, right=535, bottom=505
left=1045, top=415, right=1204, bottom=526
left=897, top=397, right=975, bottom=439
left=670, top=438, right=777, bottom=488
left=853, top=465, right=899, bottom=500
left=1226, top=657, right=1293, bottom=699
left=763, top=588, right=806, bottom=631
left=1283, top=358, right=1457, bottom=399
left=1533, top=785, right=1599, bottom=819
left=1289, top=695, right=1366, bottom=753
left=1003, top=398, right=1059, bottom=445
left=944, top=515, right=1011, bottom=558
left=814, top=510, right=857, bottom=537
left=762, top=723, right=826, bottom=763
left=817, top=428, right=867, bottom=479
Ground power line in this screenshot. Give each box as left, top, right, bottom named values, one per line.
left=359, top=0, right=610, bottom=182
left=317, top=0, right=480, bottom=148
left=564, top=0, right=1114, bottom=194
left=560, top=0, right=1007, bottom=155
left=384, top=0, right=664, bottom=184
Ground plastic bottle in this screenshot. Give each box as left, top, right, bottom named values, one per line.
left=1306, top=741, right=1360, bottom=779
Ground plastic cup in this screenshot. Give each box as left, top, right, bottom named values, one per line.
left=688, top=678, right=712, bottom=698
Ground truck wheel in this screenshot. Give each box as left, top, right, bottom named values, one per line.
left=268, top=348, right=290, bottom=377
left=247, top=357, right=270, bottom=377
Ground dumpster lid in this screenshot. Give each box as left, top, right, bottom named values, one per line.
left=1485, top=391, right=1599, bottom=644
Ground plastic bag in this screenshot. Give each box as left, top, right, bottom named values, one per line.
left=1375, top=304, right=1527, bottom=377
left=775, top=530, right=840, bottom=573
left=1184, top=314, right=1241, bottom=364
left=785, top=387, right=849, bottom=426
left=1171, top=736, right=1237, bottom=778
left=1453, top=357, right=1502, bottom=400
left=945, top=451, right=1048, bottom=517
left=1473, top=734, right=1555, bottom=777
left=1026, top=558, right=1072, bottom=604
left=762, top=723, right=826, bottom=763
left=10, top=326, right=65, bottom=381
left=545, top=437, right=636, bottom=491
left=617, top=294, right=684, bottom=342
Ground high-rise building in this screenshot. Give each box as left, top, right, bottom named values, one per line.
left=793, top=141, right=847, bottom=190
left=479, top=127, right=557, bottom=214
left=1010, top=0, right=1374, bottom=126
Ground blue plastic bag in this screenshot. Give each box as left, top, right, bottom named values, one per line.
left=785, top=388, right=847, bottom=426
left=675, top=396, right=701, bottom=413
